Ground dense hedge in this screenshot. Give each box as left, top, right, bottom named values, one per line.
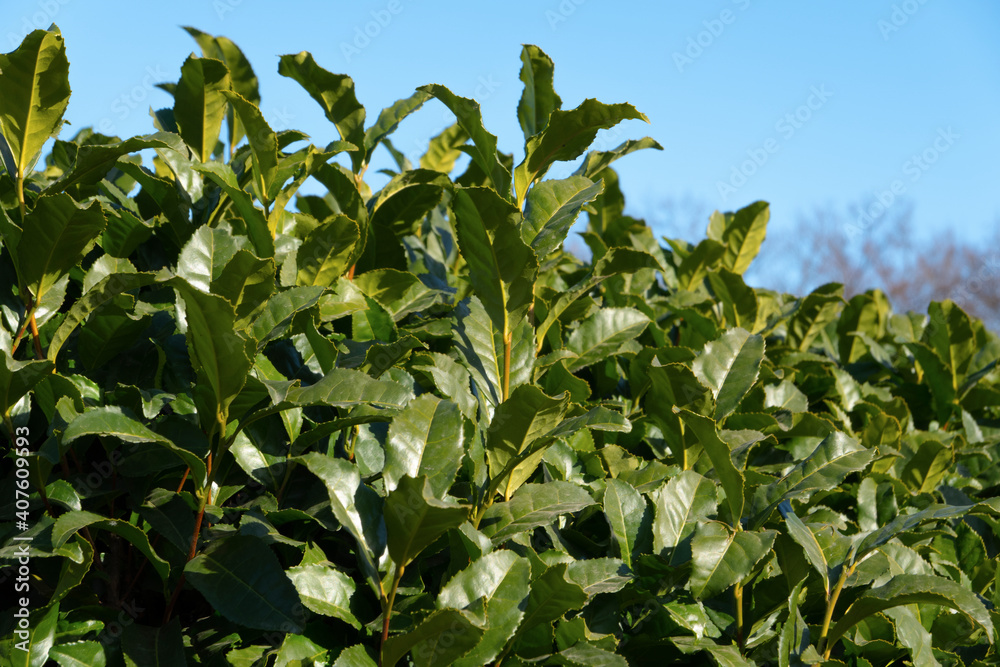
left=2, top=27, right=999, bottom=666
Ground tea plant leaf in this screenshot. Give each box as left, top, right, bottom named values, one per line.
left=514, top=99, right=648, bottom=207
left=565, top=307, right=650, bottom=372
left=692, top=327, right=765, bottom=421
left=480, top=481, right=595, bottom=543
left=603, top=478, right=645, bottom=568
left=185, top=535, right=305, bottom=633
left=485, top=384, right=571, bottom=491
left=708, top=201, right=769, bottom=275
left=421, top=123, right=469, bottom=173
left=676, top=410, right=744, bottom=525
left=333, top=646, right=377, bottom=667
left=258, top=367, right=413, bottom=414
left=522, top=176, right=603, bottom=259
left=364, top=89, right=430, bottom=161
left=573, top=137, right=663, bottom=181
left=384, top=394, right=464, bottom=496
left=193, top=161, right=273, bottom=257
left=278, top=51, right=365, bottom=170
left=384, top=475, right=470, bottom=567
left=221, top=90, right=279, bottom=201
left=174, top=55, right=231, bottom=162
left=450, top=555, right=532, bottom=667
left=44, top=133, right=172, bottom=193
left=750, top=431, right=874, bottom=529
left=779, top=501, right=829, bottom=595
left=689, top=522, right=776, bottom=599
left=554, top=643, right=629, bottom=667
left=517, top=44, right=561, bottom=139
left=565, top=558, right=632, bottom=596
left=653, top=470, right=718, bottom=564
left=826, top=574, right=993, bottom=649
left=19, top=194, right=105, bottom=303
left=286, top=562, right=360, bottom=628
left=381, top=609, right=483, bottom=667
left=420, top=84, right=511, bottom=196
left=509, top=563, right=588, bottom=656
left=61, top=406, right=206, bottom=488
left=121, top=619, right=185, bottom=667
left=0, top=29, right=71, bottom=179
left=295, top=214, right=360, bottom=286
left=48, top=640, right=106, bottom=667
left=52, top=510, right=170, bottom=581
left=778, top=580, right=810, bottom=667
left=0, top=350, right=53, bottom=418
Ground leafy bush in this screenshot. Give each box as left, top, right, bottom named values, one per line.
left=2, top=26, right=1000, bottom=667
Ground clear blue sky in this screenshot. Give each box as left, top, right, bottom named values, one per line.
left=6, top=0, right=999, bottom=245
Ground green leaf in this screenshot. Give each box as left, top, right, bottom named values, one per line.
left=381, top=609, right=484, bottom=667
left=779, top=501, right=829, bottom=596
left=709, top=201, right=769, bottom=275
left=286, top=562, right=360, bottom=628
left=121, top=619, right=185, bottom=667
left=449, top=554, right=532, bottom=667
left=565, top=307, right=650, bottom=372
left=517, top=44, right=562, bottom=140
left=250, top=285, right=324, bottom=351
left=45, top=133, right=172, bottom=194
left=564, top=558, right=632, bottom=596
left=62, top=406, right=206, bottom=488
left=689, top=522, right=777, bottom=599
left=676, top=410, right=745, bottom=525
left=52, top=510, right=170, bottom=581
left=333, top=646, right=378, bottom=667
left=4, top=603, right=59, bottom=667
left=295, top=214, right=360, bottom=286
left=692, top=327, right=765, bottom=421
left=279, top=52, right=365, bottom=171
left=603, top=478, right=646, bottom=568
left=221, top=90, right=279, bottom=201
left=653, top=470, right=718, bottom=564
left=353, top=269, right=438, bottom=321
left=854, top=503, right=981, bottom=563
left=522, top=176, right=603, bottom=258
left=193, top=161, right=273, bottom=257
left=420, top=84, right=511, bottom=197
left=512, top=563, right=588, bottom=655
left=384, top=474, right=470, bottom=567
left=49, top=641, right=106, bottom=667
left=453, top=297, right=534, bottom=408
left=259, top=367, right=413, bottom=414
left=485, top=385, right=571, bottom=494
left=554, top=643, right=629, bottom=667
left=421, top=123, right=469, bottom=173
left=480, top=481, right=595, bottom=543
left=0, top=349, right=52, bottom=418
left=19, top=194, right=105, bottom=302
left=514, top=99, right=648, bottom=207
left=364, top=89, right=430, bottom=161
left=453, top=187, right=537, bottom=332
left=174, top=55, right=231, bottom=162
left=185, top=535, right=304, bottom=633
left=750, top=431, right=874, bottom=529
left=706, top=268, right=759, bottom=332
left=0, top=29, right=71, bottom=179
left=573, top=137, right=663, bottom=181
left=827, top=574, right=993, bottom=649
left=173, top=281, right=254, bottom=438
left=384, top=394, right=464, bottom=497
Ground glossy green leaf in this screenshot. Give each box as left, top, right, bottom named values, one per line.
left=3, top=603, right=59, bottom=667
left=382, top=609, right=483, bottom=667
left=279, top=51, right=365, bottom=171
left=333, top=646, right=377, bottom=667
left=522, top=176, right=603, bottom=258
left=121, top=619, right=185, bottom=667
left=0, top=349, right=53, bottom=418
left=676, top=410, right=745, bottom=525
left=49, top=641, right=106, bottom=667
left=421, top=123, right=468, bottom=173
left=653, top=470, right=718, bottom=564
left=708, top=201, right=769, bottom=275
left=193, top=160, right=273, bottom=257
left=19, top=194, right=105, bottom=302
left=52, top=510, right=170, bottom=581
left=692, top=327, right=765, bottom=421
left=384, top=394, right=463, bottom=496
left=174, top=55, right=231, bottom=162
left=420, top=84, right=511, bottom=196
left=295, top=214, right=360, bottom=286
left=364, top=89, right=430, bottom=161
left=511, top=563, right=588, bottom=655
left=384, top=474, right=470, bottom=566
left=45, top=133, right=172, bottom=193
left=603, top=478, right=645, bottom=568
left=517, top=44, right=561, bottom=139
left=0, top=29, right=71, bottom=179
left=221, top=90, right=279, bottom=201
left=565, top=307, right=650, bottom=372
left=779, top=501, right=829, bottom=595
left=480, top=481, right=595, bottom=543
left=573, top=137, right=663, bottom=181
left=514, top=99, right=647, bottom=207
left=286, top=562, right=360, bottom=628
left=185, top=535, right=304, bottom=633
left=827, top=574, right=993, bottom=648
left=689, top=522, right=776, bottom=599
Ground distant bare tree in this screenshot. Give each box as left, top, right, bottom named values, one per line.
left=650, top=199, right=1000, bottom=332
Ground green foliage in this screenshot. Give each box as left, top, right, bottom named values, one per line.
left=2, top=29, right=1000, bottom=667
